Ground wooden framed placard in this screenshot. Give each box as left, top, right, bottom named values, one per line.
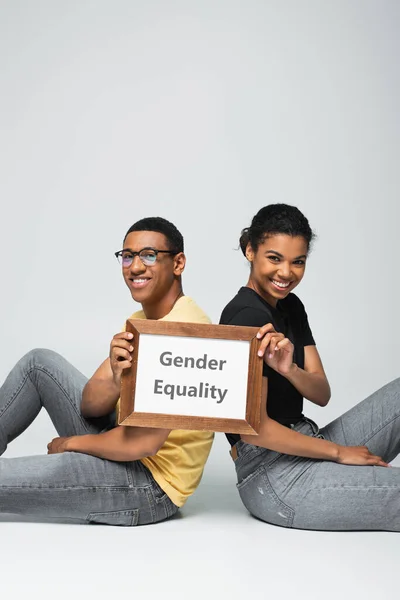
left=119, top=320, right=263, bottom=435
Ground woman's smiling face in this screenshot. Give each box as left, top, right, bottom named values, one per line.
left=246, top=234, right=308, bottom=307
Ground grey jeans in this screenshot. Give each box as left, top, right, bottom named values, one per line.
left=234, top=378, right=400, bottom=531
left=0, top=349, right=179, bottom=525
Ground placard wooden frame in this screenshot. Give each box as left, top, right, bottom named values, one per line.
left=119, top=320, right=263, bottom=434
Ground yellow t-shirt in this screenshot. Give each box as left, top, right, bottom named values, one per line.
left=118, top=296, right=214, bottom=507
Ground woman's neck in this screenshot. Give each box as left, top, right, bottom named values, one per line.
left=246, top=278, right=278, bottom=308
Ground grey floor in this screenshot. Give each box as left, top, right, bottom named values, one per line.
left=1, top=421, right=398, bottom=599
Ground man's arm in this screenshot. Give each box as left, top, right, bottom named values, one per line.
left=48, top=425, right=171, bottom=461
left=81, top=332, right=134, bottom=418
left=81, top=357, right=120, bottom=417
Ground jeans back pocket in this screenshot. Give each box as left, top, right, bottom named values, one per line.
left=151, top=482, right=179, bottom=521
left=87, top=508, right=140, bottom=526
left=237, top=465, right=294, bottom=528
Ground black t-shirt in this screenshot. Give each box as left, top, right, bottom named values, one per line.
left=219, top=287, right=315, bottom=446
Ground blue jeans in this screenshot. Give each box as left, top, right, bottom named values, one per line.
left=234, top=378, right=400, bottom=531
left=0, top=349, right=178, bottom=525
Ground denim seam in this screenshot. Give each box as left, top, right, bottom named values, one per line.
left=30, top=365, right=91, bottom=432
left=86, top=508, right=140, bottom=525
left=302, top=417, right=319, bottom=435
left=309, top=454, right=400, bottom=491
left=261, top=468, right=295, bottom=525
left=0, top=484, right=151, bottom=491
left=0, top=370, right=31, bottom=420
left=265, top=453, right=285, bottom=468
left=235, top=449, right=283, bottom=475
left=234, top=447, right=260, bottom=467
left=88, top=509, right=138, bottom=515
left=146, top=486, right=157, bottom=522
left=237, top=465, right=295, bottom=526
left=236, top=445, right=282, bottom=469
left=125, top=464, right=134, bottom=488
left=165, top=499, right=179, bottom=518
left=358, top=413, right=400, bottom=448
left=152, top=487, right=177, bottom=518
left=309, top=484, right=400, bottom=490
left=153, top=489, right=168, bottom=504
left=0, top=365, right=91, bottom=433
left=339, top=417, right=348, bottom=446
left=281, top=460, right=317, bottom=496
left=130, top=509, right=139, bottom=525
left=236, top=463, right=266, bottom=489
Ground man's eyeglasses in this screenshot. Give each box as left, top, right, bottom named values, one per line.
left=114, top=247, right=177, bottom=268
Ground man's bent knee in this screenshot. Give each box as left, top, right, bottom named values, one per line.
left=20, top=348, right=67, bottom=371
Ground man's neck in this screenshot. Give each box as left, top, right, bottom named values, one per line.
left=142, top=287, right=184, bottom=320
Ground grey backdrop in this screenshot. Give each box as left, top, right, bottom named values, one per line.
left=1, top=0, right=399, bottom=469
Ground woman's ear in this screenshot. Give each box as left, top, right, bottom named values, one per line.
left=245, top=243, right=254, bottom=263
left=173, top=252, right=186, bottom=276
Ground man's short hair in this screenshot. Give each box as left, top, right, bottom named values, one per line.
left=124, top=217, right=184, bottom=253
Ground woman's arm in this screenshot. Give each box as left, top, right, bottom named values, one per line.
left=256, top=324, right=330, bottom=407
left=284, top=345, right=331, bottom=407
left=47, top=425, right=171, bottom=461
left=241, top=379, right=387, bottom=466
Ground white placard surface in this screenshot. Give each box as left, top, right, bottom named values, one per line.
left=134, top=334, right=250, bottom=419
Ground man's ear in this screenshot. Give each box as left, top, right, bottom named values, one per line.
left=245, top=243, right=254, bottom=262
left=173, top=252, right=186, bottom=276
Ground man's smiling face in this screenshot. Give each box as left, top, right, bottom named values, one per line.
left=121, top=230, right=178, bottom=306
